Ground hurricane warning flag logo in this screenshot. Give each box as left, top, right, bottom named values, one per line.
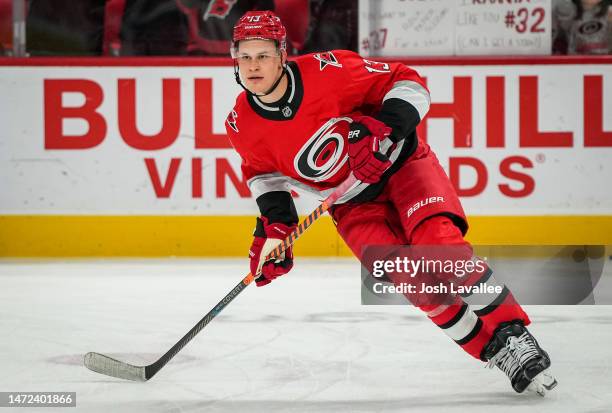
left=294, top=118, right=351, bottom=182
left=204, top=0, right=237, bottom=20
left=226, top=110, right=238, bottom=132
left=314, top=52, right=342, bottom=71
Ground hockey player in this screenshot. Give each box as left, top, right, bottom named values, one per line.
left=224, top=10, right=558, bottom=395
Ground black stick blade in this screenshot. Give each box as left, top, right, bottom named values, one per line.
left=84, top=352, right=147, bottom=382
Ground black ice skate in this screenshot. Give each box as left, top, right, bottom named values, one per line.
left=484, top=321, right=558, bottom=396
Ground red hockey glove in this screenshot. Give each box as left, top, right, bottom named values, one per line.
left=249, top=217, right=296, bottom=287
left=348, top=116, right=392, bottom=184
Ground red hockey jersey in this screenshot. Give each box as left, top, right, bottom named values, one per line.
left=225, top=50, right=430, bottom=218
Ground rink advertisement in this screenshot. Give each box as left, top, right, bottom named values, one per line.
left=0, top=56, right=611, bottom=256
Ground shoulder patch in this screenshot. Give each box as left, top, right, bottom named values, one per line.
left=313, top=52, right=343, bottom=71
left=226, top=110, right=239, bottom=133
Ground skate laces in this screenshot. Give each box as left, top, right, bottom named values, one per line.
left=486, top=347, right=520, bottom=380
left=486, top=332, right=537, bottom=380
left=505, top=332, right=539, bottom=366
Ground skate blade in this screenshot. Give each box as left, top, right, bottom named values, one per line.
left=526, top=369, right=558, bottom=397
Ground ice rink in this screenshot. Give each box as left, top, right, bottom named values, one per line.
left=1, top=258, right=612, bottom=413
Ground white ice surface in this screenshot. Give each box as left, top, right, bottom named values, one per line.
left=1, top=258, right=612, bottom=413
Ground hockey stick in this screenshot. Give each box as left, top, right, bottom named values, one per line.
left=84, top=173, right=360, bottom=382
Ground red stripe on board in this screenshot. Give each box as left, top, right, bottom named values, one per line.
left=0, top=57, right=234, bottom=67
left=1, top=55, right=611, bottom=67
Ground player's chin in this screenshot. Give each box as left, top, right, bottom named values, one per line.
left=245, top=78, right=268, bottom=93
left=247, top=84, right=269, bottom=95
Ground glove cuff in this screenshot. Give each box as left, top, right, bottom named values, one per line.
left=255, top=216, right=296, bottom=240
left=253, top=217, right=266, bottom=238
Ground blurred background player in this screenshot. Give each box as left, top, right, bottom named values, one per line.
left=553, top=0, right=612, bottom=54
left=16, top=0, right=358, bottom=56
left=177, top=0, right=309, bottom=55
left=176, top=0, right=356, bottom=55
left=224, top=10, right=558, bottom=396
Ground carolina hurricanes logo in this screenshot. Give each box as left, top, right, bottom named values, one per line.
left=203, top=0, right=237, bottom=20
left=314, top=52, right=342, bottom=71
left=294, top=118, right=351, bottom=182
left=578, top=20, right=604, bottom=35
left=226, top=110, right=238, bottom=132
